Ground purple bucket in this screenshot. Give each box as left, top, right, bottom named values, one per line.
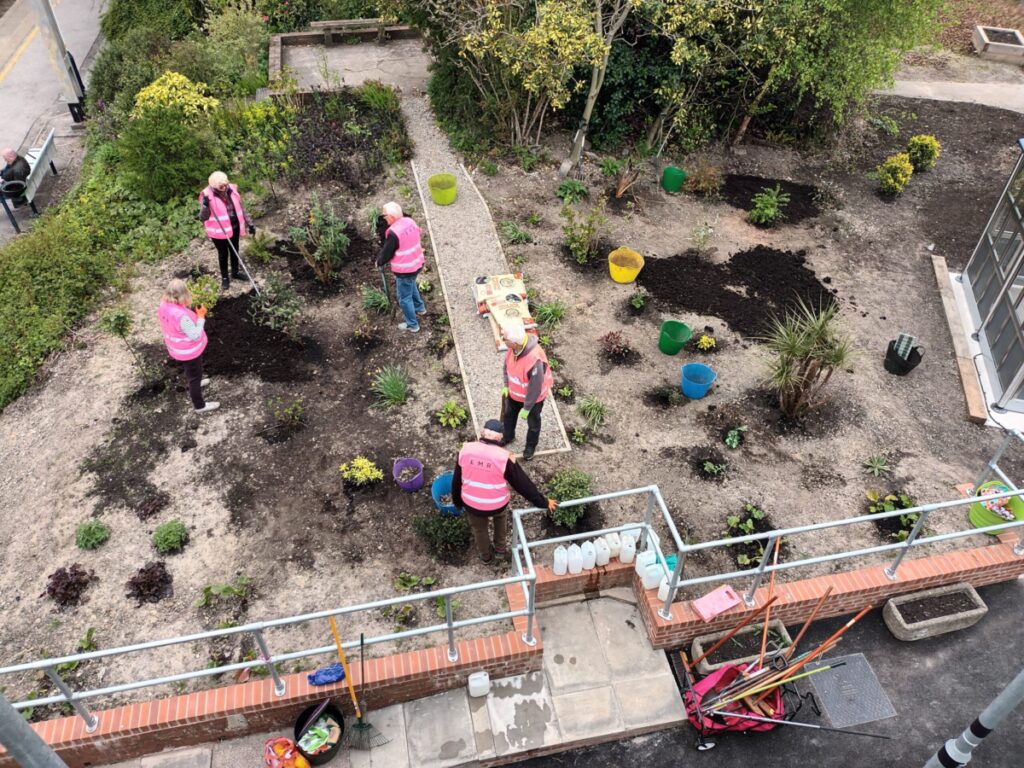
left=393, top=458, right=424, bottom=492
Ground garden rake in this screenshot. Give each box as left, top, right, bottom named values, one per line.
left=330, top=621, right=389, bottom=749
left=210, top=208, right=261, bottom=296
left=379, top=267, right=396, bottom=319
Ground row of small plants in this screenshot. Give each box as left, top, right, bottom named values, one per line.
left=876, top=134, right=942, bottom=196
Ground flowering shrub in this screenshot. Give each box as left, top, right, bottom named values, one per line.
left=340, top=456, right=385, bottom=487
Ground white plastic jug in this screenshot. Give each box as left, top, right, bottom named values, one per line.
left=553, top=545, right=568, bottom=576
left=594, top=537, right=611, bottom=567
left=634, top=549, right=656, bottom=576
left=657, top=577, right=671, bottom=602
left=642, top=563, right=663, bottom=590
left=580, top=540, right=597, bottom=569
left=567, top=543, right=583, bottom=574
left=468, top=670, right=491, bottom=697
left=619, top=534, right=636, bottom=564
left=605, top=532, right=621, bottom=558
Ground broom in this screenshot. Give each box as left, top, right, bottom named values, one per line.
left=341, top=629, right=390, bottom=749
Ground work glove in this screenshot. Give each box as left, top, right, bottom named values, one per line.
left=196, top=305, right=207, bottom=318
left=501, top=387, right=509, bottom=398
left=547, top=499, right=559, bottom=512
left=519, top=409, right=530, bottom=421
left=203, top=194, right=211, bottom=206
left=247, top=224, right=256, bottom=236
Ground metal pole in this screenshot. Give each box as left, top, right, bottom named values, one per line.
left=251, top=631, right=285, bottom=696
left=962, top=150, right=1024, bottom=285
left=885, top=510, right=931, bottom=580
left=640, top=493, right=655, bottom=551
left=444, top=596, right=458, bottom=662
left=973, top=431, right=1016, bottom=492
left=659, top=550, right=685, bottom=620
left=43, top=667, right=97, bottom=732
left=522, top=579, right=537, bottom=647
left=0, top=691, right=69, bottom=767
left=27, top=0, right=85, bottom=122
left=743, top=535, right=777, bottom=607
left=924, top=666, right=1024, bottom=767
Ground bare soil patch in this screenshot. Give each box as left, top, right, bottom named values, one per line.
left=718, top=174, right=822, bottom=224
left=899, top=591, right=978, bottom=623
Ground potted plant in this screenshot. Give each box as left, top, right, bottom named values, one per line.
left=883, top=583, right=987, bottom=641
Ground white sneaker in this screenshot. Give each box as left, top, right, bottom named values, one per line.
left=194, top=401, right=220, bottom=413
left=200, top=378, right=210, bottom=388
left=416, top=309, right=427, bottom=316
left=398, top=323, right=420, bottom=333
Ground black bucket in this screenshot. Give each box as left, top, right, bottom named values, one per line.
left=294, top=699, right=345, bottom=765
left=884, top=340, right=924, bottom=376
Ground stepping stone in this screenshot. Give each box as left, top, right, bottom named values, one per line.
left=404, top=689, right=475, bottom=768
left=140, top=747, right=211, bottom=768
left=551, top=684, right=622, bottom=741
left=486, top=671, right=560, bottom=756
left=538, top=602, right=611, bottom=693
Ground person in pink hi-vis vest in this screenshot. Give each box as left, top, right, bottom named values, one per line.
left=157, top=279, right=219, bottom=414
left=375, top=201, right=426, bottom=333
left=199, top=171, right=254, bottom=290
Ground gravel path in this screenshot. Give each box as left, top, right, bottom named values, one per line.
left=401, top=94, right=569, bottom=457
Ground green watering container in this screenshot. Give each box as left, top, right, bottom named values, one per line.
left=661, top=166, right=687, bottom=193
left=428, top=173, right=458, bottom=205
left=658, top=320, right=692, bottom=355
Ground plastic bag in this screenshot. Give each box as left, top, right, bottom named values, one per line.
left=263, top=737, right=311, bottom=768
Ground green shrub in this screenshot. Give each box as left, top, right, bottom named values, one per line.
left=748, top=185, right=790, bottom=227
left=244, top=230, right=275, bottom=265
left=317, top=0, right=382, bottom=19
left=153, top=520, right=189, bottom=554
left=256, top=0, right=317, bottom=32
left=561, top=202, right=607, bottom=265
left=339, top=456, right=384, bottom=486
left=362, top=286, right=391, bottom=313
left=413, top=513, right=471, bottom=562
left=906, top=134, right=941, bottom=172
left=372, top=365, right=410, bottom=407
left=556, top=179, right=588, bottom=204
left=600, top=158, right=623, bottom=177
left=436, top=400, right=468, bottom=428
left=479, top=159, right=499, bottom=176
left=876, top=153, right=914, bottom=196
left=101, top=0, right=202, bottom=42
left=290, top=194, right=350, bottom=284
left=131, top=71, right=220, bottom=121
left=547, top=468, right=593, bottom=527
left=186, top=274, right=220, bottom=316
left=75, top=520, right=111, bottom=550
left=87, top=27, right=169, bottom=118
left=248, top=272, right=303, bottom=333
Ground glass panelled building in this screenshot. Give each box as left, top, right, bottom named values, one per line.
left=963, top=139, right=1024, bottom=412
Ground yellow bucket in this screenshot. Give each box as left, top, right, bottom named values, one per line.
left=608, top=247, right=645, bottom=283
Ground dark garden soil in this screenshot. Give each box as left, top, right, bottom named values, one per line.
left=723, top=505, right=789, bottom=567
left=685, top=445, right=731, bottom=482
left=982, top=28, right=1021, bottom=45
left=704, top=624, right=791, bottom=666
left=637, top=247, right=834, bottom=338
left=899, top=591, right=978, bottom=623
left=718, top=175, right=822, bottom=223
left=279, top=231, right=380, bottom=298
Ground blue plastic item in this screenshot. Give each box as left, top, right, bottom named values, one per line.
left=307, top=664, right=345, bottom=686
left=431, top=471, right=462, bottom=516
left=681, top=363, right=717, bottom=399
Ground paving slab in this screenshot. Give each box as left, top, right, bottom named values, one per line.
left=469, top=691, right=497, bottom=760
left=537, top=603, right=611, bottom=694
left=588, top=598, right=665, bottom=680
left=140, top=747, right=212, bottom=768
left=403, top=688, right=476, bottom=768
left=486, top=672, right=561, bottom=757
left=211, top=730, right=285, bottom=767
left=550, top=685, right=622, bottom=742
left=350, top=704, right=409, bottom=768
left=282, top=38, right=431, bottom=92
left=612, top=673, right=686, bottom=730
left=597, top=586, right=637, bottom=605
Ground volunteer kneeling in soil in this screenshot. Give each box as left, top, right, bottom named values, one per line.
left=501, top=326, right=554, bottom=460
left=452, top=419, right=557, bottom=563
left=158, top=278, right=219, bottom=414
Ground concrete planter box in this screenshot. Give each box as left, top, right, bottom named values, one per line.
left=690, top=619, right=792, bottom=676
left=973, top=26, right=1024, bottom=64
left=883, top=583, right=987, bottom=642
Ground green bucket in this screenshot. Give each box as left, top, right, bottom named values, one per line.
left=428, top=173, right=458, bottom=205
left=658, top=320, right=692, bottom=355
left=661, top=166, right=686, bottom=194
left=968, top=479, right=1024, bottom=534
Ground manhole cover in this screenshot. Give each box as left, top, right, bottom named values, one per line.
left=805, top=653, right=896, bottom=729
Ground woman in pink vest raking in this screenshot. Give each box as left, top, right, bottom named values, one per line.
left=157, top=279, right=219, bottom=414
left=199, top=171, right=254, bottom=290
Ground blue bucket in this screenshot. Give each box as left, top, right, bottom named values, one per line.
left=431, top=471, right=461, bottom=516
left=681, top=363, right=717, bottom=399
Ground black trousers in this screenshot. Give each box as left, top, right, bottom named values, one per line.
left=212, top=232, right=240, bottom=278
left=182, top=357, right=205, bottom=409
left=502, top=397, right=544, bottom=450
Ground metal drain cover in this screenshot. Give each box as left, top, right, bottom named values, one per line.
left=805, top=653, right=896, bottom=729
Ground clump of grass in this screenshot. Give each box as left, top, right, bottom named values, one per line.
left=578, top=395, right=607, bottom=432
left=535, top=300, right=567, bottom=329
left=362, top=285, right=390, bottom=314
left=372, top=365, right=410, bottom=408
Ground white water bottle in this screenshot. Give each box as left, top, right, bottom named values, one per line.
left=605, top=532, right=621, bottom=558
left=581, top=540, right=597, bottom=569
left=567, top=543, right=583, bottom=574
left=594, top=537, right=611, bottom=567
left=619, top=534, right=636, bottom=564
left=634, top=549, right=656, bottom=576
left=642, top=563, right=663, bottom=590
left=553, top=545, right=568, bottom=576
left=657, top=577, right=672, bottom=602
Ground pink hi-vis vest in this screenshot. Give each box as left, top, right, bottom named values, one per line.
left=385, top=216, right=425, bottom=274
left=505, top=342, right=553, bottom=403
left=458, top=441, right=512, bottom=512
left=201, top=184, right=247, bottom=240
left=158, top=301, right=207, bottom=361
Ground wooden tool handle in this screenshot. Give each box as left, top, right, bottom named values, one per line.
left=329, top=616, right=362, bottom=719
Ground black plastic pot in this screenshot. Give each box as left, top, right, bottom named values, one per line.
left=294, top=699, right=345, bottom=765
left=884, top=340, right=924, bottom=376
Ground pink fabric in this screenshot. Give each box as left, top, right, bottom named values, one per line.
left=158, top=301, right=207, bottom=361
left=201, top=184, right=247, bottom=240
left=458, top=441, right=511, bottom=511
left=386, top=216, right=425, bottom=273
left=684, top=663, right=784, bottom=734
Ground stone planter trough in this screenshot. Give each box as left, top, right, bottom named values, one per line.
left=973, top=26, right=1024, bottom=64
left=883, top=582, right=987, bottom=642
left=690, top=619, right=792, bottom=676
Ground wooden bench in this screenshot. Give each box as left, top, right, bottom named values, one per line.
left=1, top=128, right=59, bottom=234
left=310, top=17, right=387, bottom=45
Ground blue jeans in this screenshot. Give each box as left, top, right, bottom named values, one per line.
left=394, top=273, right=425, bottom=329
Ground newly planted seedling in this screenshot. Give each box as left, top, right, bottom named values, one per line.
left=724, top=426, right=748, bottom=450
left=436, top=400, right=467, bottom=428
left=578, top=395, right=607, bottom=432
left=339, top=456, right=384, bottom=487
left=371, top=365, right=410, bottom=407
left=862, top=456, right=893, bottom=477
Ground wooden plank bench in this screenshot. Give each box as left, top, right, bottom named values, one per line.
left=1, top=127, right=59, bottom=234
left=309, top=17, right=386, bottom=45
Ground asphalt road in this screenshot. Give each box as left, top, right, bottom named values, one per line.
left=0, top=0, right=103, bottom=151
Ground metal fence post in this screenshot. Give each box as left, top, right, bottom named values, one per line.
left=444, top=596, right=459, bottom=662
left=44, top=667, right=97, bottom=732
left=0, top=692, right=68, bottom=766
left=885, top=510, right=931, bottom=580
left=659, top=550, right=685, bottom=620
left=743, top=535, right=777, bottom=607
left=522, top=578, right=538, bottom=646
left=1015, top=535, right=1024, bottom=556
left=641, top=493, right=655, bottom=550
left=252, top=630, right=285, bottom=696
left=973, top=431, right=1015, bottom=491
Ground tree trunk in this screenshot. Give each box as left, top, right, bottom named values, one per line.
left=732, top=64, right=776, bottom=147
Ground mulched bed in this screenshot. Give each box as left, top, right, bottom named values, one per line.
left=280, top=231, right=380, bottom=299
left=638, top=246, right=834, bottom=338
left=899, top=591, right=977, bottom=623
left=718, top=175, right=821, bottom=223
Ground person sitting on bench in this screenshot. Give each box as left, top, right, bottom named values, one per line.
left=1, top=148, right=30, bottom=207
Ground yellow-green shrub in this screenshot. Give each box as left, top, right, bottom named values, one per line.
left=906, top=134, right=941, bottom=172
left=131, top=71, right=219, bottom=121
left=339, top=456, right=384, bottom=487
left=877, top=153, right=914, bottom=196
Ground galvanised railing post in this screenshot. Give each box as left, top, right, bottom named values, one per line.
left=1015, top=534, right=1024, bottom=556
left=973, top=431, right=1015, bottom=491
left=885, top=510, right=932, bottom=580
left=252, top=630, right=285, bottom=696
left=44, top=666, right=97, bottom=733
left=743, top=535, right=777, bottom=607
left=659, top=550, right=685, bottom=620
left=641, top=493, right=655, bottom=550
left=522, top=578, right=538, bottom=646
left=444, top=596, right=458, bottom=662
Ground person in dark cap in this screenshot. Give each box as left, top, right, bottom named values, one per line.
left=452, top=418, right=558, bottom=563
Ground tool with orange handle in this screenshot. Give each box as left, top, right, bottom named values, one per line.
left=328, top=616, right=362, bottom=720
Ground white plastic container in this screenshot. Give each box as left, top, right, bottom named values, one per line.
left=567, top=543, right=583, bottom=574
left=619, top=534, right=636, bottom=564
left=580, top=540, right=597, bottom=570
left=553, top=545, right=568, bottom=576
left=641, top=563, right=663, bottom=590
left=605, top=532, right=621, bottom=558
left=634, top=549, right=656, bottom=576
left=468, top=671, right=491, bottom=697
left=657, top=577, right=671, bottom=602
left=594, top=537, right=611, bottom=567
